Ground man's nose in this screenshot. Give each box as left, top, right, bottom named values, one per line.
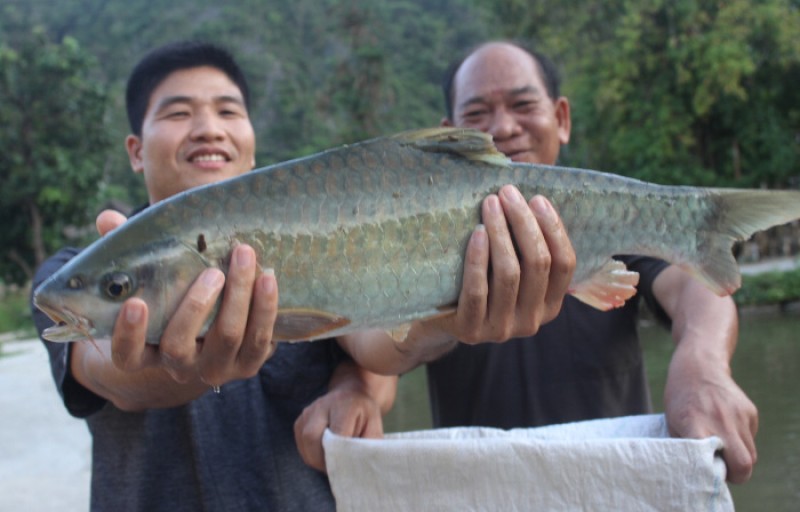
left=488, top=108, right=519, bottom=140
left=190, top=111, right=225, bottom=141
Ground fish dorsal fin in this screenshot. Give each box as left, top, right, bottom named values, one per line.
left=393, top=127, right=510, bottom=167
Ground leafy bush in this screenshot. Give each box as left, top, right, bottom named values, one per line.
left=735, top=269, right=800, bottom=308
left=0, top=291, right=34, bottom=335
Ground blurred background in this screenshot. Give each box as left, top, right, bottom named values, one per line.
left=1, top=1, right=799, bottom=509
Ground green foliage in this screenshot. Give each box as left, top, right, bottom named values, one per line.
left=0, top=28, right=112, bottom=284
left=0, top=290, right=34, bottom=336
left=564, top=0, right=800, bottom=186
left=735, top=268, right=800, bottom=308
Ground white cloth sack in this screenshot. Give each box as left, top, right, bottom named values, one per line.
left=323, top=414, right=733, bottom=512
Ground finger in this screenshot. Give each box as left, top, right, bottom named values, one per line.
left=484, top=191, right=522, bottom=340
left=330, top=400, right=384, bottom=440
left=294, top=407, right=330, bottom=473
left=110, top=298, right=158, bottom=371
left=453, top=224, right=489, bottom=343
left=159, top=268, right=225, bottom=382
left=530, top=195, right=575, bottom=319
left=722, top=436, right=756, bottom=484
left=498, top=187, right=550, bottom=332
left=237, top=269, right=279, bottom=374
left=96, top=210, right=128, bottom=237
left=198, top=245, right=258, bottom=384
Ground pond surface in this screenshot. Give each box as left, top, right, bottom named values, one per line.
left=383, top=309, right=800, bottom=511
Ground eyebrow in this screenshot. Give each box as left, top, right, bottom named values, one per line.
left=457, top=85, right=542, bottom=111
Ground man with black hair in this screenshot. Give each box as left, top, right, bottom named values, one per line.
left=425, top=40, right=758, bottom=484
left=33, top=40, right=578, bottom=508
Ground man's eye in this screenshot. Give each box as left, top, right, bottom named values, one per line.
left=461, top=110, right=487, bottom=123
left=513, top=101, right=536, bottom=112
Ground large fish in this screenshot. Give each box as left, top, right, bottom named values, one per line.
left=33, top=127, right=800, bottom=344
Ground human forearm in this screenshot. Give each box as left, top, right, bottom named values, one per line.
left=338, top=324, right=457, bottom=376
left=654, top=266, right=738, bottom=363
left=654, top=265, right=758, bottom=483
left=327, top=358, right=398, bottom=413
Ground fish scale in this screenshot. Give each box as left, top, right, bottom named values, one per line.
left=33, top=127, right=800, bottom=344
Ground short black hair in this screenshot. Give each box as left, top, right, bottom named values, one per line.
left=125, top=41, right=250, bottom=136
left=442, top=40, right=561, bottom=121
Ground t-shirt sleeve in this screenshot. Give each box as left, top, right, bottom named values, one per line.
left=30, top=247, right=107, bottom=418
left=618, top=255, right=672, bottom=328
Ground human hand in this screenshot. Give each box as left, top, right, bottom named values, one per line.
left=95, top=209, right=279, bottom=392
left=664, top=347, right=758, bottom=484
left=425, top=185, right=575, bottom=344
left=293, top=384, right=385, bottom=473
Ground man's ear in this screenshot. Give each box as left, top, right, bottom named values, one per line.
left=554, top=97, right=571, bottom=145
left=125, top=134, right=144, bottom=174
left=440, top=117, right=454, bottom=127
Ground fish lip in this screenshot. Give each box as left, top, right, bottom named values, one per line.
left=186, top=146, right=231, bottom=163
left=34, top=300, right=94, bottom=342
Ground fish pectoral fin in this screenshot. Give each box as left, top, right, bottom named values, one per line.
left=273, top=308, right=351, bottom=342
left=570, top=259, right=640, bottom=311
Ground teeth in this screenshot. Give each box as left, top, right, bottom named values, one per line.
left=193, top=154, right=226, bottom=162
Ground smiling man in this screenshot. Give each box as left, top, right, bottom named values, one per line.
left=428, top=40, right=758, bottom=484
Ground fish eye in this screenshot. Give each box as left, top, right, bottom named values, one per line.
left=101, top=272, right=134, bottom=301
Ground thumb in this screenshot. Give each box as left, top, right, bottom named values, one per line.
left=96, top=209, right=128, bottom=237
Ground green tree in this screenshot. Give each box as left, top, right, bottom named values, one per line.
left=0, top=29, right=111, bottom=285
left=565, top=0, right=800, bottom=187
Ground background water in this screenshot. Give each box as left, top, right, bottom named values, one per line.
left=383, top=309, right=800, bottom=511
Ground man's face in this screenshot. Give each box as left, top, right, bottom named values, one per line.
left=126, top=66, right=256, bottom=203
left=444, top=43, right=570, bottom=166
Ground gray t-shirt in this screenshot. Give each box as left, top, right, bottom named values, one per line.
left=32, top=247, right=341, bottom=511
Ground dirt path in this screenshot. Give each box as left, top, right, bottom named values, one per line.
left=0, top=339, right=90, bottom=511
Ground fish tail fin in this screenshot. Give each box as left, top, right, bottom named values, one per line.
left=393, top=127, right=511, bottom=166
left=690, top=189, right=800, bottom=295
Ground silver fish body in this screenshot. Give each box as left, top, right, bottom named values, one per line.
left=33, top=128, right=800, bottom=344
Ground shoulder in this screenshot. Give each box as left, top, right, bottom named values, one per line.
left=33, top=247, right=81, bottom=289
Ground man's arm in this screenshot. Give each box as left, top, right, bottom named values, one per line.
left=69, top=211, right=279, bottom=411
left=654, top=265, right=758, bottom=484
left=294, top=360, right=397, bottom=472
left=340, top=186, right=576, bottom=375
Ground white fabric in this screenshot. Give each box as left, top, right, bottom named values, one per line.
left=323, top=414, right=733, bottom=512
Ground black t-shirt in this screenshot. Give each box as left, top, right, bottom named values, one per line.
left=426, top=256, right=670, bottom=429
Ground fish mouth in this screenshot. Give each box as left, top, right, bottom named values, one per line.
left=33, top=299, right=94, bottom=343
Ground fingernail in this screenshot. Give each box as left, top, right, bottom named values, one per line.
left=532, top=195, right=553, bottom=218
left=202, top=269, right=225, bottom=288
left=486, top=195, right=501, bottom=213
left=125, top=301, right=143, bottom=324
left=471, top=224, right=487, bottom=248
left=260, top=268, right=276, bottom=294
left=235, top=246, right=254, bottom=267
left=501, top=186, right=523, bottom=203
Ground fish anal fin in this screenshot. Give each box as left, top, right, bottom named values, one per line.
left=387, top=306, right=457, bottom=344
left=570, top=259, right=640, bottom=311
left=273, top=308, right=351, bottom=342
left=386, top=323, right=412, bottom=344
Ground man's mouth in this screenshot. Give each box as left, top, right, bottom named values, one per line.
left=190, top=153, right=229, bottom=163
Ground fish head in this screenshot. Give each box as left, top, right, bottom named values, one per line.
left=33, top=236, right=211, bottom=345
